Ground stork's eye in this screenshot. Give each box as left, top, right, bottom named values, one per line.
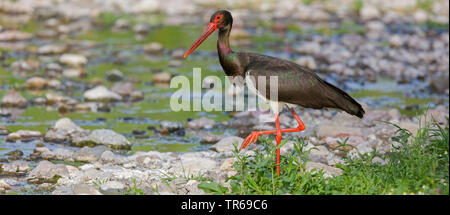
left=214, top=15, right=223, bottom=22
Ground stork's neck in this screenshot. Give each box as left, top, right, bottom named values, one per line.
left=217, top=25, right=241, bottom=76
left=218, top=26, right=232, bottom=55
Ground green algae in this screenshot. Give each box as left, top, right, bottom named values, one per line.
left=350, top=89, right=436, bottom=116
left=314, top=21, right=366, bottom=36
left=77, top=24, right=217, bottom=51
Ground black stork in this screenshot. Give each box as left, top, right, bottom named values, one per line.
left=184, top=10, right=365, bottom=176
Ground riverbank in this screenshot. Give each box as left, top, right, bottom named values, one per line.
left=0, top=0, right=449, bottom=194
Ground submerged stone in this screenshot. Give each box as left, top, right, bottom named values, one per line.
left=73, top=129, right=131, bottom=150
left=83, top=85, right=122, bottom=102
left=1, top=89, right=27, bottom=108
left=27, top=160, right=70, bottom=184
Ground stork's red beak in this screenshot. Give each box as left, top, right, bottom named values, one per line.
left=184, top=22, right=218, bottom=58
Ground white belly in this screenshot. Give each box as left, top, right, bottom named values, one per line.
left=244, top=73, right=285, bottom=115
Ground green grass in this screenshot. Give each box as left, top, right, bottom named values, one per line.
left=124, top=178, right=145, bottom=195
left=314, top=20, right=365, bottom=36
left=198, top=118, right=449, bottom=195
left=417, top=0, right=434, bottom=13
left=353, top=0, right=364, bottom=14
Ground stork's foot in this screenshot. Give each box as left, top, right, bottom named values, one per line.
left=239, top=126, right=306, bottom=150
left=240, top=131, right=263, bottom=150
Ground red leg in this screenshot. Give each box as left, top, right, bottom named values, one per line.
left=240, top=107, right=306, bottom=150
left=275, top=113, right=282, bottom=176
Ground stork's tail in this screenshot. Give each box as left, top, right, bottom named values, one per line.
left=324, top=81, right=365, bottom=118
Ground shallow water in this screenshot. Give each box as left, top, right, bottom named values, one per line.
left=0, top=16, right=448, bottom=157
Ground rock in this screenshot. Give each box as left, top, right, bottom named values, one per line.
left=0, top=30, right=32, bottom=41
left=324, top=135, right=366, bottom=151
left=55, top=118, right=82, bottom=131
left=52, top=148, right=74, bottom=161
left=15, top=130, right=42, bottom=139
left=295, top=56, right=317, bottom=70
left=6, top=149, right=24, bottom=160
left=75, top=129, right=131, bottom=150
left=100, top=181, right=126, bottom=194
left=168, top=59, right=182, bottom=68
left=1, top=89, right=27, bottom=108
left=113, top=19, right=131, bottom=30
left=152, top=72, right=172, bottom=83
left=100, top=151, right=116, bottom=163
left=46, top=92, right=68, bottom=105
left=308, top=145, right=330, bottom=164
left=6, top=133, right=21, bottom=142
left=11, top=60, right=39, bottom=73
left=0, top=179, right=13, bottom=191
left=199, top=133, right=222, bottom=144
left=275, top=139, right=294, bottom=155
left=133, top=0, right=160, bottom=13
left=83, top=85, right=122, bottom=102
left=143, top=42, right=164, bottom=54
left=398, top=122, right=419, bottom=137
left=52, top=186, right=73, bottom=195
left=362, top=110, right=391, bottom=125
left=59, top=54, right=88, bottom=67
left=36, top=29, right=57, bottom=38
left=294, top=42, right=320, bottom=55
left=0, top=126, right=8, bottom=135
left=65, top=165, right=80, bottom=178
left=40, top=150, right=56, bottom=160
left=360, top=5, right=380, bottom=21
left=45, top=63, right=63, bottom=73
left=185, top=180, right=206, bottom=195
left=389, top=35, right=403, bottom=48
left=44, top=128, right=69, bottom=143
left=305, top=162, right=343, bottom=177
left=365, top=21, right=385, bottom=33
left=89, top=145, right=112, bottom=159
left=316, top=125, right=362, bottom=137
left=134, top=23, right=151, bottom=34
left=106, top=69, right=124, bottom=82
left=33, top=97, right=47, bottom=106
left=37, top=44, right=68, bottom=55
left=171, top=49, right=185, bottom=60
left=160, top=121, right=183, bottom=132
left=69, top=129, right=92, bottom=146
left=130, top=91, right=145, bottom=101
left=387, top=109, right=401, bottom=121
left=371, top=157, right=387, bottom=165
left=25, top=77, right=48, bottom=90
left=172, top=156, right=217, bottom=176
left=7, top=130, right=41, bottom=142
left=112, top=82, right=134, bottom=97
left=187, top=117, right=215, bottom=129
left=34, top=146, right=51, bottom=155
left=210, top=136, right=243, bottom=152
left=220, top=158, right=235, bottom=171
left=75, top=103, right=92, bottom=112
left=426, top=106, right=449, bottom=125
left=428, top=74, right=449, bottom=94
left=27, top=160, right=70, bottom=183
left=62, top=68, right=84, bottom=78
left=1, top=161, right=29, bottom=175
left=73, top=147, right=98, bottom=162
left=72, top=184, right=103, bottom=195
left=413, top=10, right=428, bottom=24
left=46, top=18, right=59, bottom=27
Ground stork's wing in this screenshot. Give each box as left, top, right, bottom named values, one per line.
left=242, top=53, right=364, bottom=118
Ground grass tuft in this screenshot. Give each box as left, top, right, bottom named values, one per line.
left=199, top=119, right=449, bottom=195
